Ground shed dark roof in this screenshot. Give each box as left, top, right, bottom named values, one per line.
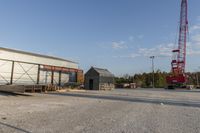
left=92, top=67, right=114, bottom=77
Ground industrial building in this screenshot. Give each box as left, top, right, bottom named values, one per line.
left=0, top=47, right=83, bottom=92
left=84, top=67, right=115, bottom=90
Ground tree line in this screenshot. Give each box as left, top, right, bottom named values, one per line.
left=115, top=70, right=200, bottom=88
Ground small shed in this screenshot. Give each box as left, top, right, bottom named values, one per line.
left=84, top=67, right=115, bottom=90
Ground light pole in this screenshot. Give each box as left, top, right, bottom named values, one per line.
left=196, top=73, right=199, bottom=87
left=150, top=56, right=155, bottom=88
left=196, top=67, right=200, bottom=87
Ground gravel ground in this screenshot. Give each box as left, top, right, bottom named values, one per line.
left=0, top=88, right=200, bottom=133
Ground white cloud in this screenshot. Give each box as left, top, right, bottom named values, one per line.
left=138, top=43, right=173, bottom=57
left=105, top=22, right=200, bottom=59
left=137, top=22, right=200, bottom=57
left=190, top=24, right=200, bottom=33
left=113, top=53, right=140, bottom=59
left=129, top=36, right=134, bottom=41
left=191, top=34, right=200, bottom=44
left=128, top=35, right=144, bottom=42
left=187, top=48, right=200, bottom=55
left=198, top=16, right=200, bottom=21
left=186, top=19, right=200, bottom=55
left=138, top=35, right=144, bottom=39
left=138, top=37, right=200, bottom=57
left=111, top=41, right=127, bottom=49
left=130, top=53, right=140, bottom=58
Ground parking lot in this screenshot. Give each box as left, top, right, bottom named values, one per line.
left=0, top=88, right=200, bottom=133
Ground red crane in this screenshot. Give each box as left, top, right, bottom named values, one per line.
left=166, top=0, right=188, bottom=88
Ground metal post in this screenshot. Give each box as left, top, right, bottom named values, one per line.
left=37, top=64, right=40, bottom=84
left=195, top=67, right=200, bottom=87
left=45, top=71, right=47, bottom=84
left=58, top=71, right=61, bottom=86
left=75, top=72, right=78, bottom=83
left=10, top=61, right=15, bottom=85
left=150, top=56, right=155, bottom=88
left=51, top=70, right=54, bottom=85
left=196, top=73, right=199, bottom=87
left=197, top=67, right=200, bottom=87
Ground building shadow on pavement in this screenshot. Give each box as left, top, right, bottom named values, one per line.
left=0, top=122, right=31, bottom=133
left=49, top=92, right=200, bottom=108
left=0, top=91, right=32, bottom=97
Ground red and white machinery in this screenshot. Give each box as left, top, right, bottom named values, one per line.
left=166, top=0, right=188, bottom=88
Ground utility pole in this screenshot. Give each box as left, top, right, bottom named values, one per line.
left=150, top=56, right=155, bottom=88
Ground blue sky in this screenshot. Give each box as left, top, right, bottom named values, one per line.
left=0, top=0, right=200, bottom=76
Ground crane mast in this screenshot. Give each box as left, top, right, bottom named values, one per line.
left=166, top=0, right=188, bottom=86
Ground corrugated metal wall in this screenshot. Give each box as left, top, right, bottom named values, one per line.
left=0, top=59, right=76, bottom=86
left=0, top=48, right=79, bottom=86
left=0, top=60, right=12, bottom=84
left=0, top=49, right=78, bottom=69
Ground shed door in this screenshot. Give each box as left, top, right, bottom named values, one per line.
left=89, top=79, right=93, bottom=90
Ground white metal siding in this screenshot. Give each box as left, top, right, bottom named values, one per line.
left=0, top=50, right=78, bottom=69
left=54, top=72, right=59, bottom=85
left=0, top=60, right=12, bottom=84
left=13, top=63, right=38, bottom=85
left=40, top=71, right=52, bottom=84
left=61, top=73, right=70, bottom=85
left=0, top=48, right=78, bottom=85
